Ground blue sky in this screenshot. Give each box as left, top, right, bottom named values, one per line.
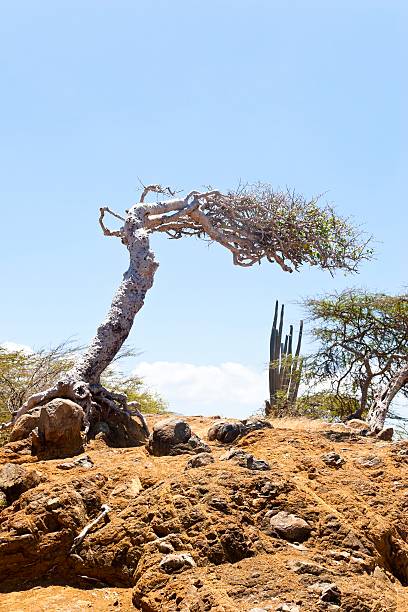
left=0, top=1, right=406, bottom=417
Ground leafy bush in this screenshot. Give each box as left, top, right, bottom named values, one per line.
left=284, top=391, right=360, bottom=421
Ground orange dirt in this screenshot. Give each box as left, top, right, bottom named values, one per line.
left=0, top=415, right=407, bottom=611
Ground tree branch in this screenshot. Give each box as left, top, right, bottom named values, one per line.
left=99, top=207, right=124, bottom=238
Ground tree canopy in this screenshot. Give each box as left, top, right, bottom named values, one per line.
left=303, top=289, right=408, bottom=418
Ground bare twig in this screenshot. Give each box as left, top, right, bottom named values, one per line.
left=70, top=504, right=111, bottom=553
left=99, top=207, right=124, bottom=238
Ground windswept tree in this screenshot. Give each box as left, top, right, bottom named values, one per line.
left=303, top=290, right=408, bottom=421
left=2, top=183, right=370, bottom=439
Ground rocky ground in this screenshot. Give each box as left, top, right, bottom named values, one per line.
left=0, top=414, right=407, bottom=611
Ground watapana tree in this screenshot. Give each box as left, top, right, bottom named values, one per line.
left=1, top=183, right=371, bottom=439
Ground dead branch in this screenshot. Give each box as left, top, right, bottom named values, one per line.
left=99, top=207, right=124, bottom=238
left=70, top=504, right=111, bottom=553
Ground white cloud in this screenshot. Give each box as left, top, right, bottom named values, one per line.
left=133, top=361, right=267, bottom=419
left=1, top=341, right=33, bottom=355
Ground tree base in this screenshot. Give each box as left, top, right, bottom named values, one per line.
left=5, top=377, right=149, bottom=454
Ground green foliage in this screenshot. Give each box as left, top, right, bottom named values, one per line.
left=303, top=289, right=408, bottom=417
left=294, top=392, right=360, bottom=421
left=0, top=342, right=77, bottom=423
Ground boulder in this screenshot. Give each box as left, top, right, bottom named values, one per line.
left=148, top=418, right=210, bottom=456
left=32, top=398, right=85, bottom=459
left=9, top=407, right=41, bottom=442
left=376, top=427, right=393, bottom=441
left=185, top=452, right=214, bottom=469
left=208, top=418, right=272, bottom=444
left=208, top=421, right=244, bottom=444
left=266, top=510, right=312, bottom=542
left=0, top=463, right=42, bottom=505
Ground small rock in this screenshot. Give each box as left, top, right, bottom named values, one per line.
left=267, top=511, right=312, bottom=542
left=57, top=454, right=94, bottom=470
left=57, top=462, right=76, bottom=470
left=309, top=582, right=341, bottom=604
left=0, top=463, right=42, bottom=505
left=185, top=452, right=214, bottom=469
left=9, top=408, right=41, bottom=442
left=241, top=417, right=273, bottom=434
left=355, top=455, right=383, bottom=468
left=346, top=419, right=369, bottom=431
left=376, top=427, right=393, bottom=441
left=157, top=540, right=174, bottom=554
left=208, top=421, right=244, bottom=443
left=159, top=553, right=196, bottom=574
left=148, top=418, right=209, bottom=456
left=320, top=583, right=341, bottom=603
left=276, top=605, right=300, bottom=612
left=220, top=448, right=270, bottom=470
left=208, top=418, right=272, bottom=445
left=321, top=452, right=345, bottom=468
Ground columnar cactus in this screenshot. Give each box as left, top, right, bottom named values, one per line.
left=265, top=301, right=303, bottom=416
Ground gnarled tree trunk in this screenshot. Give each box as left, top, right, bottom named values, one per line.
left=367, top=363, right=408, bottom=432
left=6, top=203, right=159, bottom=441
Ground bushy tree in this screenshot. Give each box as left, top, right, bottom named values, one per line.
left=303, top=290, right=408, bottom=422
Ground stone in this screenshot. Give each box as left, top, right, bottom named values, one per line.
left=241, top=417, right=273, bottom=434
left=207, top=421, right=244, bottom=444
left=267, top=511, right=312, bottom=542
left=376, top=427, right=393, bottom=441
left=32, top=398, right=85, bottom=459
left=157, top=540, right=174, bottom=554
left=57, top=454, right=94, bottom=470
left=346, top=419, right=369, bottom=431
left=355, top=455, right=383, bottom=468
left=9, top=407, right=41, bottom=442
left=208, top=418, right=272, bottom=445
left=276, top=605, right=300, bottom=612
left=148, top=418, right=209, bottom=456
left=308, top=582, right=341, bottom=604
left=0, top=463, right=42, bottom=505
left=220, top=448, right=270, bottom=470
left=320, top=583, right=341, bottom=603
left=185, top=452, right=215, bottom=469
left=159, top=553, right=196, bottom=574
left=321, top=452, right=345, bottom=468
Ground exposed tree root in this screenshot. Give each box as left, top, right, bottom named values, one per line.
left=0, top=376, right=149, bottom=444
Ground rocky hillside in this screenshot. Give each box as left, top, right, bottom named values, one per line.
left=0, top=414, right=407, bottom=611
